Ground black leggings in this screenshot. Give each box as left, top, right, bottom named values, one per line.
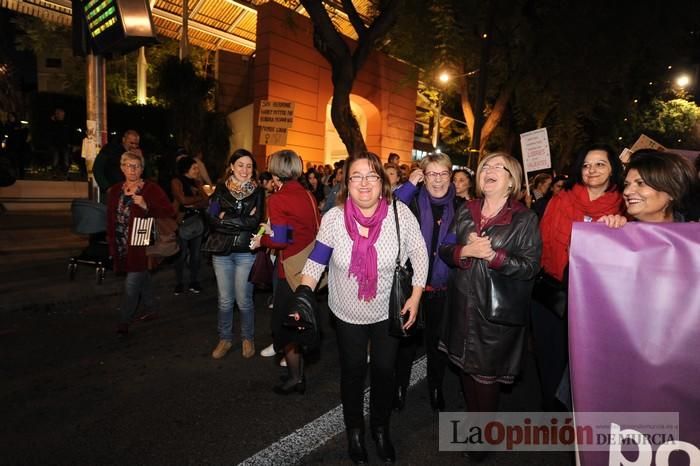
left=335, top=317, right=400, bottom=430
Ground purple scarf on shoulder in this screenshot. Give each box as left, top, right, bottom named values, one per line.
left=343, top=197, right=389, bottom=301
left=418, top=184, right=455, bottom=287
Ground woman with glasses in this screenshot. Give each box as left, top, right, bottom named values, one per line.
left=392, top=153, right=456, bottom=412
left=533, top=144, right=623, bottom=410
left=293, top=152, right=428, bottom=464
left=438, top=153, right=540, bottom=460
left=107, top=151, right=175, bottom=337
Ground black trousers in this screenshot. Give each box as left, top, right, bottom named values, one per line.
left=335, top=317, right=399, bottom=430
left=395, top=291, right=448, bottom=392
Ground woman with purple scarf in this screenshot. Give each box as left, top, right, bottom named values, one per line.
left=392, top=153, right=456, bottom=412
left=295, top=152, right=428, bottom=464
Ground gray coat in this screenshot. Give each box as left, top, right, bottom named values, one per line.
left=438, top=199, right=541, bottom=376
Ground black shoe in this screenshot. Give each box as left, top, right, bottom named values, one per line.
left=272, top=377, right=306, bottom=395
left=346, top=428, right=368, bottom=464
left=188, top=283, right=201, bottom=294
left=371, top=426, right=396, bottom=463
left=392, top=385, right=407, bottom=411
left=429, top=387, right=445, bottom=411
left=174, top=284, right=184, bottom=295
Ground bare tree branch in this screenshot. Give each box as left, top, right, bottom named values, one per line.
left=340, top=0, right=367, bottom=40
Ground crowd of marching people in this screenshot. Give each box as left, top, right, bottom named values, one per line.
left=102, top=138, right=699, bottom=464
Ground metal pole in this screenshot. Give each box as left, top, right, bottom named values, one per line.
left=137, top=47, right=148, bottom=104
left=432, top=93, right=441, bottom=150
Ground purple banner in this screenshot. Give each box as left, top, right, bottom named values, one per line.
left=569, top=222, right=700, bottom=465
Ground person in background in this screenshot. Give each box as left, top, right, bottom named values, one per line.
left=387, top=152, right=400, bottom=166
left=530, top=173, right=553, bottom=201
left=599, top=150, right=697, bottom=225
left=533, top=144, right=623, bottom=410
left=193, top=150, right=213, bottom=186
left=438, top=153, right=541, bottom=461
left=171, top=156, right=209, bottom=295
left=320, top=164, right=345, bottom=216
left=293, top=151, right=428, bottom=463
left=305, top=168, right=328, bottom=207
left=107, top=151, right=175, bottom=337
left=393, top=153, right=455, bottom=412
left=2, top=112, right=28, bottom=179
left=452, top=168, right=475, bottom=204
left=250, top=150, right=320, bottom=394
left=205, top=149, right=265, bottom=360
left=384, top=163, right=401, bottom=191
left=94, top=130, right=140, bottom=203
left=48, top=108, right=73, bottom=179
left=532, top=175, right=567, bottom=219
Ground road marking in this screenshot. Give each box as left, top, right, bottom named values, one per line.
left=239, top=355, right=427, bottom=466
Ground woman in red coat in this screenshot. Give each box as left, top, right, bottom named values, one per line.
left=107, top=151, right=175, bottom=337
left=532, top=144, right=624, bottom=409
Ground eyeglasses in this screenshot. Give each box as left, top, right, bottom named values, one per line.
left=582, top=161, right=609, bottom=172
left=348, top=174, right=381, bottom=184
left=482, top=164, right=511, bottom=174
left=425, top=171, right=450, bottom=180
left=121, top=163, right=142, bottom=171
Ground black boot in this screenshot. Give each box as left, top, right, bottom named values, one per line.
left=371, top=426, right=396, bottom=463
left=346, top=428, right=368, bottom=464
left=392, top=385, right=407, bottom=411
left=429, top=387, right=445, bottom=411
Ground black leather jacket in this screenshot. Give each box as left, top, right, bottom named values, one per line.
left=438, top=198, right=541, bottom=376
left=208, top=183, right=264, bottom=253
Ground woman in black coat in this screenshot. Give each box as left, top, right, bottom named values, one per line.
left=438, top=152, right=541, bottom=428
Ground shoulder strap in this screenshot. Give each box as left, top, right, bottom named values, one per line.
left=305, top=190, right=320, bottom=229
left=393, top=199, right=401, bottom=265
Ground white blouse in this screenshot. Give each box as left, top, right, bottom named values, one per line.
left=302, top=201, right=428, bottom=324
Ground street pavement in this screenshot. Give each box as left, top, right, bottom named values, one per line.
left=0, top=211, right=573, bottom=465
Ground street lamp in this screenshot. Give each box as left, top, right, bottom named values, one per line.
left=432, top=68, right=480, bottom=150
left=676, top=74, right=691, bottom=88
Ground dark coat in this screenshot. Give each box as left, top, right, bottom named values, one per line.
left=107, top=181, right=175, bottom=273
left=438, top=199, right=541, bottom=376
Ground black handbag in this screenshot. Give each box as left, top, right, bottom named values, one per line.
left=532, top=272, right=567, bottom=318
left=248, top=250, right=274, bottom=289
left=178, top=209, right=205, bottom=240
left=484, top=269, right=533, bottom=326
left=388, top=200, right=420, bottom=338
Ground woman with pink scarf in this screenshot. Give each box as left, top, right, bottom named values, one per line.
left=297, top=152, right=428, bottom=464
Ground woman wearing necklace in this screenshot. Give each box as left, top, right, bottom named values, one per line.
left=107, top=151, right=175, bottom=337
left=438, top=152, right=540, bottom=454
left=205, top=149, right=265, bottom=360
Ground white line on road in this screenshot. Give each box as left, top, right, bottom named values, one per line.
left=239, top=355, right=427, bottom=466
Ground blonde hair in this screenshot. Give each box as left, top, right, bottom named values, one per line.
left=120, top=151, right=144, bottom=168
left=475, top=152, right=523, bottom=199
left=419, top=153, right=452, bottom=173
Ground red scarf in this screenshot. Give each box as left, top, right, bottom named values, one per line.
left=540, top=183, right=623, bottom=281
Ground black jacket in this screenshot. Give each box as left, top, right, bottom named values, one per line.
left=438, top=199, right=541, bottom=376
left=207, top=183, right=265, bottom=253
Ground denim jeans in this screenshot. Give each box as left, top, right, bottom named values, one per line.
left=212, top=251, right=256, bottom=341
left=120, top=271, right=154, bottom=323
left=175, top=234, right=202, bottom=286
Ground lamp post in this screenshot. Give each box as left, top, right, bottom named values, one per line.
left=435, top=68, right=479, bottom=158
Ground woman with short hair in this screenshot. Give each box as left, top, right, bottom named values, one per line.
left=107, top=151, right=175, bottom=337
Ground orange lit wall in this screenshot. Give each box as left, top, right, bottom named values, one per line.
left=252, top=2, right=417, bottom=169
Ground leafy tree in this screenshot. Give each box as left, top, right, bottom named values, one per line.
left=154, top=56, right=215, bottom=152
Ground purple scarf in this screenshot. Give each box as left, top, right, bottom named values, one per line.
left=343, top=197, right=389, bottom=301
left=418, top=184, right=455, bottom=287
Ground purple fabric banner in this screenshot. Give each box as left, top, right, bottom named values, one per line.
left=569, top=222, right=700, bottom=465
